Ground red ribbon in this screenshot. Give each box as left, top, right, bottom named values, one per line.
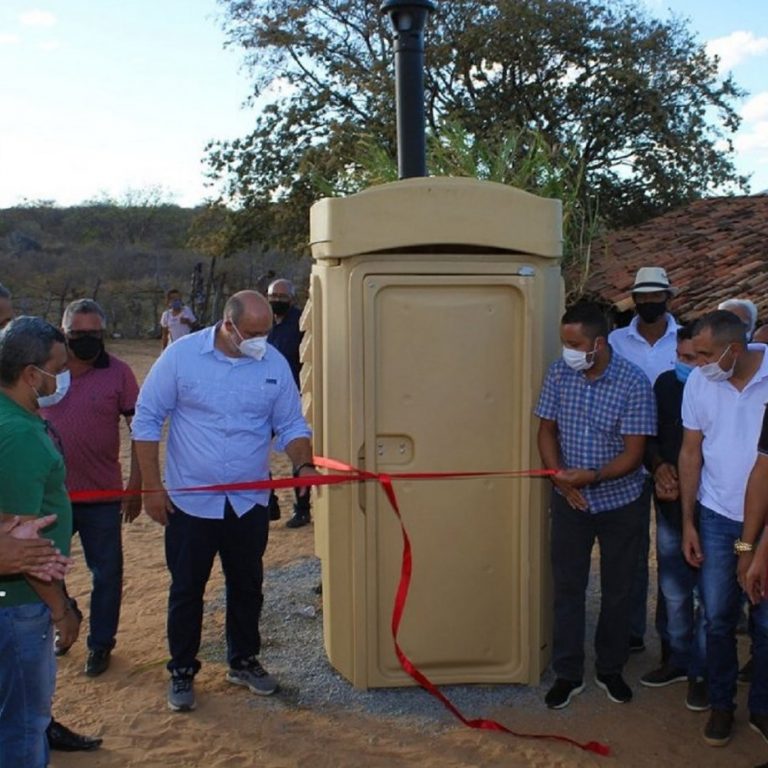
left=70, top=459, right=609, bottom=757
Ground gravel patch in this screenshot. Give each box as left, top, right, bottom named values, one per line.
left=200, top=555, right=611, bottom=733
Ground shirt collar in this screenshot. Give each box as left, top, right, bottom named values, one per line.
left=202, top=322, right=272, bottom=363
left=199, top=324, right=218, bottom=355
left=626, top=313, right=678, bottom=341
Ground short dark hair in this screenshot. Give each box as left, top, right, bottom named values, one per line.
left=692, top=310, right=747, bottom=347
left=166, top=288, right=180, bottom=300
left=0, top=316, right=65, bottom=386
left=561, top=301, right=609, bottom=340
left=676, top=323, right=694, bottom=343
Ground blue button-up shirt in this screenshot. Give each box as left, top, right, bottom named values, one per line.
left=535, top=352, right=656, bottom=512
left=132, top=325, right=312, bottom=518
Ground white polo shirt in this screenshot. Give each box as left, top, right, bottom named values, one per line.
left=609, top=314, right=679, bottom=384
left=682, top=344, right=768, bottom=521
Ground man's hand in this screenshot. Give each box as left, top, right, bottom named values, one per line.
left=53, top=603, right=81, bottom=651
left=121, top=483, right=143, bottom=523
left=555, top=468, right=596, bottom=489
left=682, top=521, right=703, bottom=568
left=745, top=548, right=767, bottom=605
left=143, top=491, right=174, bottom=527
left=0, top=516, right=72, bottom=580
left=295, top=465, right=320, bottom=499
left=552, top=473, right=589, bottom=511
left=653, top=462, right=679, bottom=501
left=737, top=551, right=754, bottom=593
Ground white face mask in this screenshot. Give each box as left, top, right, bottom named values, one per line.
left=34, top=368, right=71, bottom=407
left=232, top=324, right=267, bottom=361
left=699, top=345, right=735, bottom=382
left=562, top=344, right=596, bottom=372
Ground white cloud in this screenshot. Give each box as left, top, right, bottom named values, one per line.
left=18, top=9, right=57, bottom=28
left=0, top=32, right=20, bottom=44
left=37, top=39, right=59, bottom=51
left=735, top=121, right=768, bottom=153
left=742, top=92, right=768, bottom=124
left=707, top=31, right=768, bottom=72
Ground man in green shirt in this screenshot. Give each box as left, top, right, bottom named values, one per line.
left=0, top=316, right=80, bottom=768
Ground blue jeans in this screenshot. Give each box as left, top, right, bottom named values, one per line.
left=655, top=510, right=706, bottom=678
left=698, top=504, right=768, bottom=713
left=0, top=602, right=56, bottom=768
left=72, top=502, right=123, bottom=652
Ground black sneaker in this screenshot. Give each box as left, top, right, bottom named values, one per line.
left=629, top=636, right=646, bottom=654
left=640, top=662, right=688, bottom=688
left=595, top=673, right=632, bottom=704
left=545, top=678, right=584, bottom=709
left=47, top=719, right=103, bottom=752
left=686, top=678, right=710, bottom=712
left=703, top=709, right=733, bottom=747
left=84, top=649, right=111, bottom=677
left=749, top=712, right=768, bottom=745
left=226, top=657, right=278, bottom=696
left=268, top=493, right=281, bottom=521
left=738, top=657, right=753, bottom=684
left=168, top=669, right=196, bottom=712
left=286, top=511, right=311, bottom=528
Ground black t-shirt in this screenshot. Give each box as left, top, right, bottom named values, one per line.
left=759, top=404, right=768, bottom=454
left=645, top=369, right=685, bottom=527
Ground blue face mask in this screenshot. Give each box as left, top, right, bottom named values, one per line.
left=675, top=361, right=694, bottom=384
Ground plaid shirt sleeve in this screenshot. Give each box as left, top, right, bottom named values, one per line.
left=619, top=372, right=657, bottom=436
left=534, top=361, right=561, bottom=421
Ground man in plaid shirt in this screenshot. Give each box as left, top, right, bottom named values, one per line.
left=536, top=301, right=656, bottom=710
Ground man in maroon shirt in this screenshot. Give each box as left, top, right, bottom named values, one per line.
left=42, top=299, right=142, bottom=678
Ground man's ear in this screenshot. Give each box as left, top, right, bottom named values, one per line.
left=594, top=335, right=607, bottom=352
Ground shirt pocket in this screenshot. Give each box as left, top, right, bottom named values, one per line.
left=591, top=407, right=621, bottom=436
left=90, top=388, right=120, bottom=420
left=236, top=379, right=281, bottom=422
left=178, top=379, right=217, bottom=416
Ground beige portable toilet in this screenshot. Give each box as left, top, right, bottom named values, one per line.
left=302, top=176, right=562, bottom=688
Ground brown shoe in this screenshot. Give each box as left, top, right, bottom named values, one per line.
left=703, top=709, right=733, bottom=747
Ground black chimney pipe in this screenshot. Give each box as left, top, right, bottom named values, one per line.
left=380, top=0, right=437, bottom=179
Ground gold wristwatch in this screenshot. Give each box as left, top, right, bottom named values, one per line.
left=734, top=539, right=754, bottom=554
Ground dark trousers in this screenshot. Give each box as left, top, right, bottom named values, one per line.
left=165, top=500, right=269, bottom=674
left=72, top=502, right=123, bottom=652
left=629, top=478, right=652, bottom=640
left=550, top=491, right=645, bottom=681
left=268, top=487, right=310, bottom=515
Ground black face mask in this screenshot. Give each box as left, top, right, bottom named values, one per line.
left=68, top=335, right=104, bottom=361
left=635, top=301, right=667, bottom=324
left=270, top=301, right=291, bottom=317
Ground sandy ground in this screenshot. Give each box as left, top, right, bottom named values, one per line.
left=50, top=339, right=767, bottom=768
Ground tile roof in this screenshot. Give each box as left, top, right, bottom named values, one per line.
left=579, top=195, right=768, bottom=323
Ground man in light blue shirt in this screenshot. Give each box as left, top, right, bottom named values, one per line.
left=132, top=290, right=316, bottom=713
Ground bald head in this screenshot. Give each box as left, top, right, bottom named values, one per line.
left=219, top=290, right=273, bottom=358
left=224, top=290, right=272, bottom=326
left=267, top=279, right=294, bottom=299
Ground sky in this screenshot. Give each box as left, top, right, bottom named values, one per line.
left=0, top=0, right=766, bottom=209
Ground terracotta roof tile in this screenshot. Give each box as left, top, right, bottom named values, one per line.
left=576, top=195, right=768, bottom=323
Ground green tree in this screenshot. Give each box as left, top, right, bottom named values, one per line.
left=208, top=0, right=747, bottom=254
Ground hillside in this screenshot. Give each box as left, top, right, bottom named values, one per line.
left=0, top=204, right=305, bottom=336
